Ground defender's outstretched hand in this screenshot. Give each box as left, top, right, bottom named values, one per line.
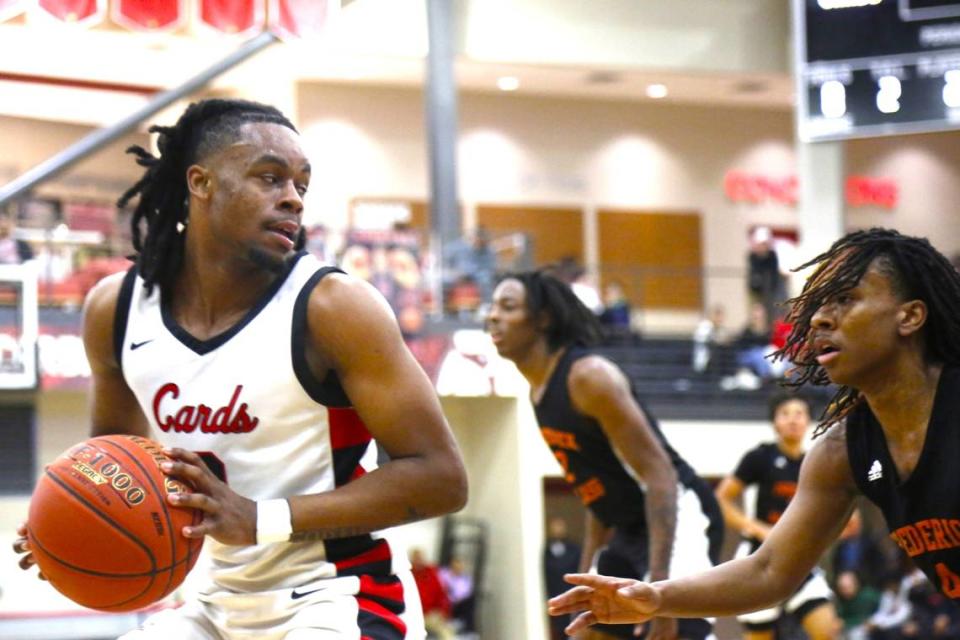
left=547, top=573, right=663, bottom=635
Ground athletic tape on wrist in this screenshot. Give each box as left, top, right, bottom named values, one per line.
left=256, top=499, right=293, bottom=544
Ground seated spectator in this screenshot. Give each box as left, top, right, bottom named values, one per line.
left=865, top=573, right=913, bottom=640
left=835, top=570, right=881, bottom=640
left=409, top=548, right=455, bottom=640
left=544, top=517, right=581, bottom=640
left=439, top=557, right=476, bottom=634
left=443, top=226, right=496, bottom=315
left=599, top=280, right=631, bottom=329
left=731, top=303, right=788, bottom=384
left=692, top=304, right=729, bottom=373
left=832, top=507, right=896, bottom=591
left=902, top=566, right=960, bottom=639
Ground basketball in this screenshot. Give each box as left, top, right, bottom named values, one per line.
left=26, top=435, right=204, bottom=612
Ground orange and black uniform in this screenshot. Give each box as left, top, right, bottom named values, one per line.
left=734, top=443, right=801, bottom=552
left=534, top=347, right=723, bottom=639
left=847, top=365, right=960, bottom=602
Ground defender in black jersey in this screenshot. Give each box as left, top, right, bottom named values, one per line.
left=715, top=393, right=839, bottom=640
left=547, top=228, right=960, bottom=637
left=486, top=270, right=724, bottom=640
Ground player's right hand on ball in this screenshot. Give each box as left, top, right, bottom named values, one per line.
left=547, top=573, right=661, bottom=635
left=12, top=522, right=46, bottom=579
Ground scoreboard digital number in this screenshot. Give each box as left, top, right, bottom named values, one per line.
left=794, top=0, right=960, bottom=141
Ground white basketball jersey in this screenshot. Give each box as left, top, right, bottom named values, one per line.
left=114, top=252, right=403, bottom=593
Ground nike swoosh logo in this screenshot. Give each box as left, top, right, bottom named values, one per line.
left=130, top=339, right=154, bottom=351
left=290, top=587, right=323, bottom=600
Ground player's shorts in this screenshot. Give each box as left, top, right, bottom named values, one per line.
left=734, top=539, right=833, bottom=631
left=119, top=571, right=425, bottom=640
left=593, top=481, right=724, bottom=640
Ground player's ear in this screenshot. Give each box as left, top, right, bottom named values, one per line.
left=897, top=299, right=927, bottom=337
left=186, top=165, right=212, bottom=200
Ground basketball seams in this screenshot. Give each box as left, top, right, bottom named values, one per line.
left=99, top=436, right=183, bottom=598
left=29, top=435, right=205, bottom=612
left=32, top=468, right=159, bottom=611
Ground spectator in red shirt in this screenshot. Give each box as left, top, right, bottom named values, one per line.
left=410, top=548, right=455, bottom=640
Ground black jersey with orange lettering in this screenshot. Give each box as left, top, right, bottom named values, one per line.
left=734, top=443, right=802, bottom=550
left=846, top=365, right=960, bottom=600
left=533, top=347, right=700, bottom=528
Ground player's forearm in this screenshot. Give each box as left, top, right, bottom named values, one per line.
left=716, top=497, right=758, bottom=538
left=579, top=514, right=609, bottom=572
left=644, top=479, right=678, bottom=581
left=287, top=453, right=467, bottom=541
left=654, top=554, right=794, bottom=618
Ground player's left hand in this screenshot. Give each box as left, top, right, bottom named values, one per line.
left=160, top=447, right=257, bottom=546
left=548, top=573, right=661, bottom=635
left=643, top=616, right=678, bottom=639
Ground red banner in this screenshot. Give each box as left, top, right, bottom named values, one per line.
left=199, top=0, right=263, bottom=35
left=112, top=0, right=184, bottom=31
left=269, top=0, right=334, bottom=40
left=0, top=0, right=29, bottom=23
left=37, top=0, right=105, bottom=26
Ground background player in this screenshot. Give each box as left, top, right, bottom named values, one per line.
left=715, top=392, right=839, bottom=639
left=547, top=228, right=960, bottom=636
left=486, top=270, right=724, bottom=640
left=14, top=98, right=468, bottom=639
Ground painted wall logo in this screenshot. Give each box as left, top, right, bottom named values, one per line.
left=152, top=383, right=260, bottom=433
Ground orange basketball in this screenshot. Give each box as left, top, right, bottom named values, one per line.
left=26, top=435, right=204, bottom=612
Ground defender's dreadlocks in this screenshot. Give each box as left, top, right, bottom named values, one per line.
left=117, top=98, right=297, bottom=294
left=501, top=269, right=603, bottom=351
left=773, top=228, right=960, bottom=436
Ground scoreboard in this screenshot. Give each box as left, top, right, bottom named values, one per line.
left=794, top=0, right=960, bottom=141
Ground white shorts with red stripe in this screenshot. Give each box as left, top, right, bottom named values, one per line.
left=119, top=571, right=425, bottom=640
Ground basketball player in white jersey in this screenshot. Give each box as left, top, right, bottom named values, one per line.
left=14, top=98, right=468, bottom=640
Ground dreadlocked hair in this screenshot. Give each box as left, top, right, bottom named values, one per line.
left=772, top=227, right=960, bottom=436
left=117, top=98, right=298, bottom=294
left=501, top=269, right=603, bottom=351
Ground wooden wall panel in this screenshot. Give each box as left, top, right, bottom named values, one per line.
left=597, top=210, right=702, bottom=310
left=476, top=204, right=584, bottom=269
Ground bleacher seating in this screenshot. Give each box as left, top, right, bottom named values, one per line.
left=596, top=336, right=832, bottom=421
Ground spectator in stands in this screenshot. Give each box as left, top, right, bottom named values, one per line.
left=901, top=565, right=960, bottom=639
left=443, top=226, right=496, bottom=316
left=544, top=517, right=582, bottom=640
left=692, top=304, right=729, bottom=374
left=553, top=257, right=604, bottom=316
left=410, top=547, right=455, bottom=640
left=831, top=507, right=897, bottom=591
left=865, top=572, right=912, bottom=640
left=747, top=226, right=786, bottom=332
left=835, top=570, right=881, bottom=640
left=727, top=303, right=788, bottom=386
left=0, top=209, right=33, bottom=264
left=599, top=280, right=631, bottom=329
left=439, top=557, right=476, bottom=633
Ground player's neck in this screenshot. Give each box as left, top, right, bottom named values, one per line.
left=169, top=252, right=278, bottom=339
left=863, top=360, right=942, bottom=437
left=776, top=439, right=804, bottom=459
left=520, top=344, right=566, bottom=402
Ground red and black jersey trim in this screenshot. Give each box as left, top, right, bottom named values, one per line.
left=326, top=536, right=393, bottom=578
left=330, top=406, right=372, bottom=486
left=357, top=574, right=407, bottom=640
